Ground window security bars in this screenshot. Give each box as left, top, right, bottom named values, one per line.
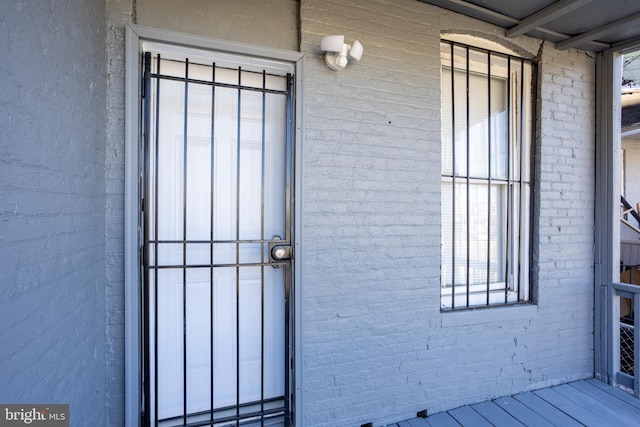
left=141, top=52, right=294, bottom=426
left=440, top=40, right=536, bottom=310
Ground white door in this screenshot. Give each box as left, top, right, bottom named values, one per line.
left=142, top=51, right=293, bottom=426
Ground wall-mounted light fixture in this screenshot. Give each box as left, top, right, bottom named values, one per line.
left=320, top=35, right=363, bottom=71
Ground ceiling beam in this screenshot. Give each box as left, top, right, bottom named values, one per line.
left=526, top=27, right=607, bottom=51
left=421, top=0, right=610, bottom=52
left=506, top=0, right=594, bottom=38
left=605, top=36, right=640, bottom=55
left=422, top=0, right=517, bottom=27
left=557, top=11, right=640, bottom=50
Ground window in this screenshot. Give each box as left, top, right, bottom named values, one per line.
left=440, top=40, right=536, bottom=310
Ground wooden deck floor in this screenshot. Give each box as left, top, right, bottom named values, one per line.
left=393, top=379, right=640, bottom=427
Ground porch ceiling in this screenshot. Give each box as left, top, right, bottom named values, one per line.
left=420, top=0, right=640, bottom=53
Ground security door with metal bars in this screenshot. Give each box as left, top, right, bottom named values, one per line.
left=140, top=46, right=295, bottom=427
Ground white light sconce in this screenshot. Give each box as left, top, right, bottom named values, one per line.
left=320, top=35, right=363, bottom=71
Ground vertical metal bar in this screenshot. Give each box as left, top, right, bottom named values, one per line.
left=465, top=46, right=471, bottom=308
left=508, top=69, right=516, bottom=301
left=518, top=59, right=526, bottom=302
left=634, top=293, right=639, bottom=397
left=284, top=73, right=294, bottom=427
left=486, top=51, right=492, bottom=306
left=182, top=58, right=189, bottom=427
left=505, top=57, right=512, bottom=304
left=145, top=54, right=162, bottom=425
left=153, top=53, right=162, bottom=427
left=141, top=51, right=152, bottom=427
left=235, top=67, right=242, bottom=427
left=260, top=70, right=267, bottom=426
left=450, top=42, right=456, bottom=309
left=528, top=62, right=538, bottom=304
left=284, top=77, right=293, bottom=246
left=210, top=62, right=216, bottom=425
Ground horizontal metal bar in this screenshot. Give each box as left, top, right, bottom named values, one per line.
left=441, top=175, right=532, bottom=185
left=150, top=73, right=287, bottom=95
left=441, top=301, right=531, bottom=313
left=189, top=408, right=284, bottom=426
left=148, top=239, right=286, bottom=244
left=148, top=261, right=287, bottom=269
left=442, top=39, right=537, bottom=62
left=158, top=396, right=286, bottom=425
left=159, top=407, right=285, bottom=427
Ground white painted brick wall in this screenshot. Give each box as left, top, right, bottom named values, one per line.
left=0, top=1, right=108, bottom=425
left=301, top=1, right=595, bottom=425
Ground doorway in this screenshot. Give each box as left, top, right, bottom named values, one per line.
left=133, top=36, right=298, bottom=426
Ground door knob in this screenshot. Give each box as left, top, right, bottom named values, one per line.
left=272, top=246, right=288, bottom=260
left=269, top=236, right=292, bottom=264
left=270, top=244, right=291, bottom=261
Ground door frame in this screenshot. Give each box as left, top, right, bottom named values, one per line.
left=594, top=49, right=622, bottom=389
left=124, top=24, right=304, bottom=426
left=594, top=42, right=640, bottom=389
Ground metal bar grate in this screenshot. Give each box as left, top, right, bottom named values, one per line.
left=613, top=283, right=639, bottom=396
left=141, top=52, right=293, bottom=427
left=440, top=40, right=535, bottom=310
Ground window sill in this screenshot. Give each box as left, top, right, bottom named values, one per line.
left=441, top=303, right=538, bottom=328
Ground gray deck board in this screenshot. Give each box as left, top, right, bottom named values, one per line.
left=586, top=378, right=640, bottom=410
left=568, top=381, right=640, bottom=421
left=398, top=418, right=430, bottom=427
left=395, top=380, right=640, bottom=427
left=492, top=396, right=556, bottom=427
left=470, top=400, right=525, bottom=426
left=550, top=383, right=634, bottom=426
left=513, top=390, right=584, bottom=427
left=448, top=406, right=493, bottom=427
left=533, top=386, right=610, bottom=427
left=424, top=412, right=462, bottom=427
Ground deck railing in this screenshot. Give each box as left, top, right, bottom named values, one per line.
left=613, top=281, right=640, bottom=398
